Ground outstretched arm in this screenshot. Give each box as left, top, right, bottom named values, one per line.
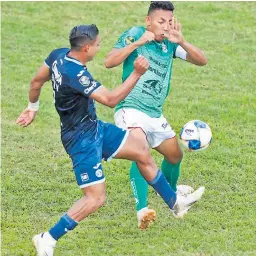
left=91, top=56, right=149, bottom=108
left=16, top=64, right=50, bottom=127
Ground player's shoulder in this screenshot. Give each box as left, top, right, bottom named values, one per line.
left=45, top=47, right=70, bottom=67
left=124, top=26, right=145, bottom=38
left=117, top=26, right=145, bottom=46
left=49, top=47, right=69, bottom=58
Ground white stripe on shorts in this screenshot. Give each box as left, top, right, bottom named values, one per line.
left=79, top=178, right=106, bottom=188
left=106, top=130, right=129, bottom=162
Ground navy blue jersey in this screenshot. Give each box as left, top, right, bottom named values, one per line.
left=44, top=48, right=102, bottom=145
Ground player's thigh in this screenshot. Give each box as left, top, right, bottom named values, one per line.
left=101, top=121, right=129, bottom=161
left=69, top=134, right=105, bottom=189
left=154, top=136, right=183, bottom=164
left=114, top=128, right=150, bottom=162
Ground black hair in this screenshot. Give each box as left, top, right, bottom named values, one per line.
left=148, top=1, right=174, bottom=15
left=69, top=24, right=99, bottom=50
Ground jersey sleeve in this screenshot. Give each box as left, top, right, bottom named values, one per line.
left=69, top=70, right=102, bottom=97
left=44, top=49, right=58, bottom=68
left=172, top=43, right=179, bottom=58
left=114, top=26, right=145, bottom=49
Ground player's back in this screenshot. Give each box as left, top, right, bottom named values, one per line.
left=45, top=48, right=102, bottom=146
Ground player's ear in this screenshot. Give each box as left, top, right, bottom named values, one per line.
left=83, top=44, right=90, bottom=53
left=145, top=16, right=151, bottom=27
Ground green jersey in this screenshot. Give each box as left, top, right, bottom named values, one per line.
left=114, top=26, right=179, bottom=118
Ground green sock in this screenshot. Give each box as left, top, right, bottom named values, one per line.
left=130, top=162, right=148, bottom=211
left=161, top=159, right=181, bottom=191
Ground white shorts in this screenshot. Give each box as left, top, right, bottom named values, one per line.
left=114, top=108, right=176, bottom=148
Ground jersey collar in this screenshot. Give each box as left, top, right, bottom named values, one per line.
left=65, top=53, right=86, bottom=67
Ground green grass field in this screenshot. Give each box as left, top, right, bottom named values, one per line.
left=2, top=2, right=256, bottom=255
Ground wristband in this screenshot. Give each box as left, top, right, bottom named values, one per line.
left=175, top=45, right=187, bottom=60
left=28, top=100, right=39, bottom=111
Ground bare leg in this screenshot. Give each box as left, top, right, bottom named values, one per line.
left=115, top=129, right=158, bottom=181
left=68, top=182, right=106, bottom=222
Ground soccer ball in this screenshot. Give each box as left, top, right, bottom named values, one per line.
left=180, top=120, right=212, bottom=151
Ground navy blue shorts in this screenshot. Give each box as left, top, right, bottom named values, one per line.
left=63, top=120, right=128, bottom=188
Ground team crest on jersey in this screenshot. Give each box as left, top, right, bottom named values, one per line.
left=79, top=76, right=90, bottom=86
left=125, top=36, right=135, bottom=45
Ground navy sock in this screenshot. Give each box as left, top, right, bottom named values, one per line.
left=49, top=213, right=78, bottom=240
left=148, top=170, right=177, bottom=209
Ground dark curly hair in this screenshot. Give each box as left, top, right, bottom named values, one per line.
left=148, top=1, right=175, bottom=15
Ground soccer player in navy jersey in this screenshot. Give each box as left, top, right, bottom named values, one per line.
left=16, top=24, right=204, bottom=256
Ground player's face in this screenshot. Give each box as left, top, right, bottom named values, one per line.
left=146, top=9, right=173, bottom=41
left=87, top=35, right=101, bottom=61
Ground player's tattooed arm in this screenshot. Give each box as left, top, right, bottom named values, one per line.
left=165, top=17, right=207, bottom=66
left=16, top=64, right=51, bottom=127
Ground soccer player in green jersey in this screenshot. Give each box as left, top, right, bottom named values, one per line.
left=105, top=1, right=208, bottom=229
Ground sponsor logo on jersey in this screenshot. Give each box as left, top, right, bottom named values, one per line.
left=81, top=173, right=89, bottom=182
left=79, top=76, right=90, bottom=86
left=95, top=169, right=103, bottom=178
left=52, top=60, right=62, bottom=91
left=125, top=36, right=135, bottom=45
left=84, top=81, right=98, bottom=94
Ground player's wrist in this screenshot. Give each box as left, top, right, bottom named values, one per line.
left=178, top=37, right=185, bottom=46
left=133, top=41, right=143, bottom=48
left=28, top=100, right=39, bottom=111
left=132, top=70, right=143, bottom=78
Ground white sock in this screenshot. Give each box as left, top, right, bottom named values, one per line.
left=137, top=207, right=148, bottom=220
left=43, top=232, right=57, bottom=244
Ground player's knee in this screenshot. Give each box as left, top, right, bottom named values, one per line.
left=175, top=149, right=183, bottom=162
left=97, top=193, right=106, bottom=208
left=91, top=193, right=106, bottom=209
left=84, top=192, right=106, bottom=212
left=166, top=150, right=183, bottom=164
left=137, top=142, right=151, bottom=164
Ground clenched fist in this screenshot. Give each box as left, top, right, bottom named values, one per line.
left=135, top=31, right=155, bottom=46
left=133, top=55, right=149, bottom=75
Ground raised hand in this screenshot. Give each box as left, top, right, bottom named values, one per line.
left=16, top=108, right=38, bottom=127
left=133, top=55, right=150, bottom=75
left=164, top=17, right=184, bottom=44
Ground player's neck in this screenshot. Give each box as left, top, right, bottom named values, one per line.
left=68, top=51, right=88, bottom=65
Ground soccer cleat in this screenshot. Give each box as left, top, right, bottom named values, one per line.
left=32, top=233, right=56, bottom=256
left=137, top=208, right=157, bottom=230
left=172, top=186, right=205, bottom=218
left=176, top=184, right=194, bottom=196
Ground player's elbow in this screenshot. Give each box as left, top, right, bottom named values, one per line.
left=199, top=57, right=208, bottom=66
left=104, top=58, right=115, bottom=69
left=107, top=98, right=116, bottom=108
left=198, top=54, right=208, bottom=66
left=102, top=95, right=116, bottom=108
left=30, top=77, right=42, bottom=91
